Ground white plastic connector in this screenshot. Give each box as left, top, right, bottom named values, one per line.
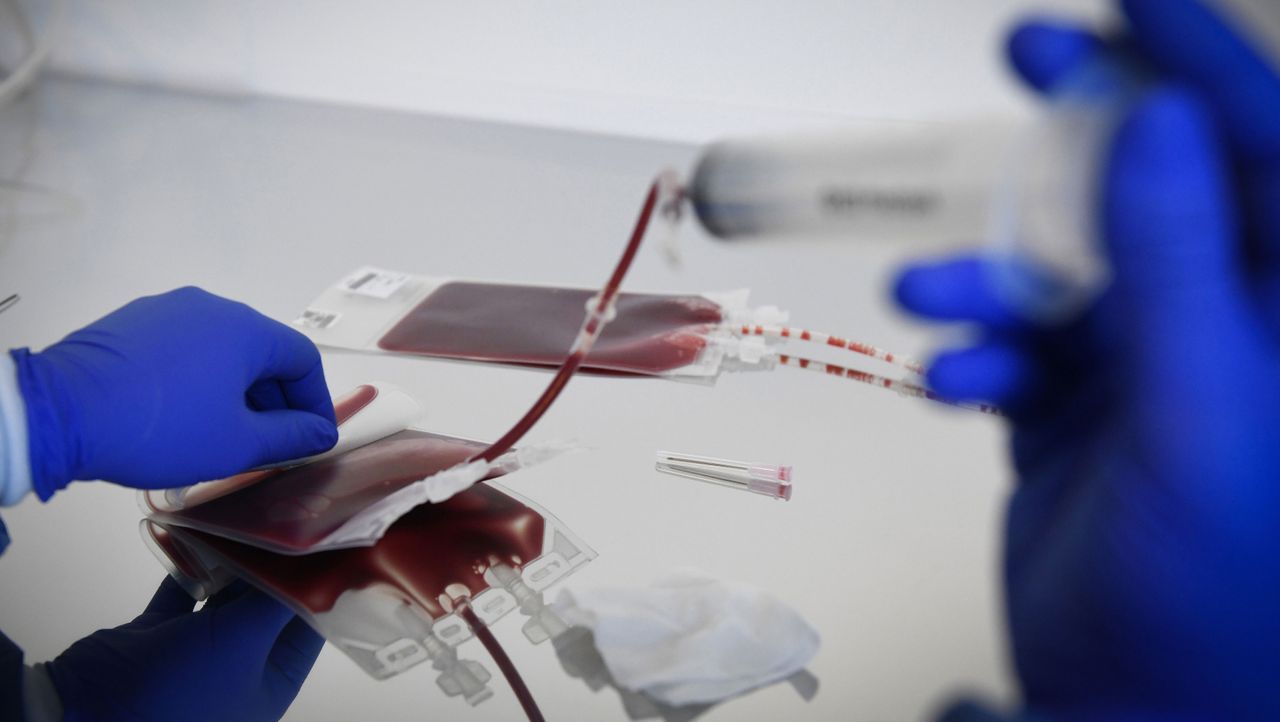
left=485, top=564, right=570, bottom=645
left=710, top=335, right=779, bottom=371
left=422, top=632, right=494, bottom=706
left=733, top=335, right=769, bottom=365
left=493, top=440, right=581, bottom=476
left=747, top=304, right=790, bottom=327
left=723, top=302, right=791, bottom=329
left=583, top=293, right=618, bottom=324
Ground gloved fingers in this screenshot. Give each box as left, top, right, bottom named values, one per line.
left=1121, top=0, right=1280, bottom=162
left=249, top=320, right=337, bottom=424
left=265, top=617, right=325, bottom=694
left=214, top=586, right=297, bottom=658
left=236, top=408, right=339, bottom=469
left=1005, top=1, right=1280, bottom=160
left=1102, top=85, right=1253, bottom=387
left=1121, top=0, right=1280, bottom=277
left=1008, top=368, right=1112, bottom=481
left=246, top=374, right=335, bottom=433
left=246, top=379, right=288, bottom=412
left=137, top=576, right=197, bottom=622
left=893, top=254, right=1042, bottom=332
left=927, top=340, right=1043, bottom=411
left=1006, top=18, right=1104, bottom=94
left=276, top=362, right=337, bottom=426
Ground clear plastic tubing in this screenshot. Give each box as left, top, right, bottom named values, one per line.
left=471, top=174, right=668, bottom=465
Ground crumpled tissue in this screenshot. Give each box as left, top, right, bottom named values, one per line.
left=553, top=569, right=819, bottom=706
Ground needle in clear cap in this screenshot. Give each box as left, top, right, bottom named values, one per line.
left=655, top=450, right=793, bottom=501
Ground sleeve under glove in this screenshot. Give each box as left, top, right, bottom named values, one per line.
left=0, top=352, right=33, bottom=508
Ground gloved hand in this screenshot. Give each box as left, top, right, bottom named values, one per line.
left=46, top=577, right=324, bottom=722
left=893, top=1, right=1280, bottom=720
left=10, top=287, right=338, bottom=499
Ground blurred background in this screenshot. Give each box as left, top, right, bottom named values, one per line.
left=43, top=1, right=1110, bottom=140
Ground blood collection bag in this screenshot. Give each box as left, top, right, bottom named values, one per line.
left=142, top=382, right=570, bottom=554
left=294, top=267, right=788, bottom=380
left=142, top=480, right=593, bottom=705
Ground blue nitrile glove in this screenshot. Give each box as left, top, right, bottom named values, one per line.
left=10, top=287, right=338, bottom=499
left=894, top=1, right=1280, bottom=721
left=45, top=577, right=324, bottom=722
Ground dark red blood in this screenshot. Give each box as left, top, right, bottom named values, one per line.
left=333, top=383, right=378, bottom=422
left=161, top=429, right=501, bottom=553
left=459, top=604, right=546, bottom=722
left=146, top=524, right=208, bottom=585
left=176, top=483, right=545, bottom=617
left=376, top=281, right=723, bottom=375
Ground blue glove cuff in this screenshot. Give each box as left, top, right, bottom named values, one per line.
left=10, top=348, right=76, bottom=501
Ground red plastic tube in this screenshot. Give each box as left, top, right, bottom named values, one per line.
left=470, top=178, right=661, bottom=465
left=458, top=603, right=545, bottom=722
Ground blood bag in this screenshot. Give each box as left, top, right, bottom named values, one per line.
left=142, top=481, right=594, bottom=703
left=294, top=267, right=788, bottom=380
left=141, top=382, right=570, bottom=554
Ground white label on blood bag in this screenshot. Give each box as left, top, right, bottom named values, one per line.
left=340, top=266, right=409, bottom=299
left=295, top=308, right=341, bottom=330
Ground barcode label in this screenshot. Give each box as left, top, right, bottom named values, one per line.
left=295, top=308, right=340, bottom=330
left=340, top=266, right=409, bottom=299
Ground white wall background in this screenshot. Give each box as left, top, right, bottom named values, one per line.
left=42, top=0, right=1112, bottom=142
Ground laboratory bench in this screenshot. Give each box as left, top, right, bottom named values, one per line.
left=0, top=75, right=1012, bottom=721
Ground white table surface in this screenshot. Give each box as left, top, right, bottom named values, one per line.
left=0, top=76, right=1013, bottom=721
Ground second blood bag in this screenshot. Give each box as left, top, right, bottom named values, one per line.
left=142, top=382, right=570, bottom=554
left=294, top=266, right=788, bottom=380
left=140, top=381, right=592, bottom=711
left=143, top=480, right=594, bottom=705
